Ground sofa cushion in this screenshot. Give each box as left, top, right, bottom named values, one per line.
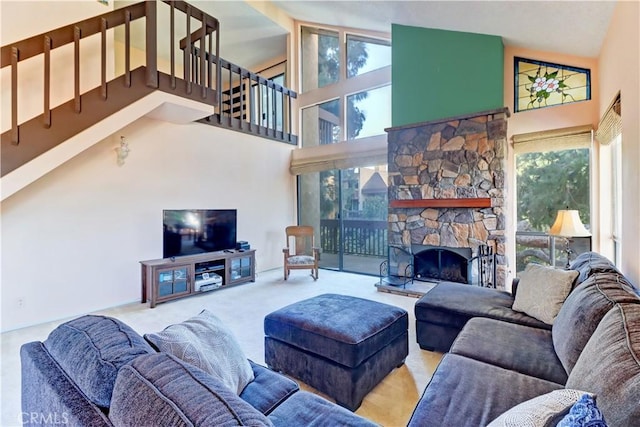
left=407, top=353, right=563, bottom=427
left=566, top=303, right=640, bottom=426
left=570, top=251, right=621, bottom=286
left=451, top=317, right=568, bottom=384
left=239, top=362, right=299, bottom=415
left=43, top=315, right=154, bottom=408
left=553, top=271, right=639, bottom=374
left=512, top=264, right=578, bottom=325
left=145, top=310, right=254, bottom=395
left=557, top=394, right=607, bottom=427
left=109, top=352, right=272, bottom=426
left=267, top=390, right=377, bottom=426
left=415, top=282, right=550, bottom=330
left=487, top=389, right=593, bottom=427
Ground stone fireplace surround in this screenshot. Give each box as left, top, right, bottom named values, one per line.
left=386, top=108, right=509, bottom=289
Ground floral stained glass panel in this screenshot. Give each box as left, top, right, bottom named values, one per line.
left=515, top=57, right=591, bottom=112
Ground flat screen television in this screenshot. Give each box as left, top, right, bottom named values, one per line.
left=163, top=209, right=237, bottom=258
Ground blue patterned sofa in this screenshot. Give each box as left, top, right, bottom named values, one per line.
left=408, top=252, right=640, bottom=426
left=21, top=314, right=376, bottom=427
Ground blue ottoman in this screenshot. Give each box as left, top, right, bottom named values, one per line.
left=264, top=293, right=408, bottom=411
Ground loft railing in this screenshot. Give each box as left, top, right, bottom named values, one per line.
left=1, top=0, right=297, bottom=177
left=203, top=56, right=296, bottom=142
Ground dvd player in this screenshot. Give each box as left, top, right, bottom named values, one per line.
left=195, top=272, right=222, bottom=292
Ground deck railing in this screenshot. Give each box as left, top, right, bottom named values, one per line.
left=515, top=231, right=592, bottom=272
left=319, top=219, right=388, bottom=257
left=1, top=0, right=297, bottom=177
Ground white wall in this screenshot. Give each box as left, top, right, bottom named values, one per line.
left=1, top=119, right=296, bottom=331
left=598, top=1, right=640, bottom=286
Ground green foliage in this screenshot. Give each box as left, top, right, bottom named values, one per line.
left=363, top=195, right=388, bottom=220
left=320, top=170, right=337, bottom=219
left=517, top=148, right=590, bottom=231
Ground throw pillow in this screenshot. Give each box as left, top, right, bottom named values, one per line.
left=487, top=389, right=593, bottom=427
left=144, top=309, right=254, bottom=395
left=556, top=394, right=607, bottom=427
left=512, top=264, right=578, bottom=324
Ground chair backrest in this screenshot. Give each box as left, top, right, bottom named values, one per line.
left=285, top=226, right=315, bottom=256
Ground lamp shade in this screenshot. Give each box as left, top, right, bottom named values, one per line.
left=549, top=210, right=591, bottom=237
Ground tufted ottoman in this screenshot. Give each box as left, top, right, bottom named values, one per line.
left=264, top=293, right=408, bottom=411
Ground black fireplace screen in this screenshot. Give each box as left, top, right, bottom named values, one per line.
left=379, top=244, right=496, bottom=288
left=413, top=246, right=472, bottom=283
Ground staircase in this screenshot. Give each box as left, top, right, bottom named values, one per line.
left=1, top=0, right=297, bottom=200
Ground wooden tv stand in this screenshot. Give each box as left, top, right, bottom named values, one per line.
left=140, top=249, right=255, bottom=308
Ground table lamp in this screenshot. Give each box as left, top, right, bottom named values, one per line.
left=549, top=209, right=591, bottom=268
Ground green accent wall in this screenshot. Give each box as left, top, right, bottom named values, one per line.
left=392, top=24, right=504, bottom=127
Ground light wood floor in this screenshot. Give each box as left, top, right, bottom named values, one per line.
left=1, top=268, right=443, bottom=427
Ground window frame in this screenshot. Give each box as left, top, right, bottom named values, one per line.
left=514, top=56, right=591, bottom=112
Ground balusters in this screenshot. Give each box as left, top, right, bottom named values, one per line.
left=145, top=0, right=157, bottom=88
left=124, top=11, right=131, bottom=87
left=11, top=47, right=19, bottom=144
left=101, top=18, right=107, bottom=98
left=185, top=4, right=191, bottom=94
left=44, top=37, right=51, bottom=128
left=200, top=26, right=206, bottom=98
left=170, top=1, right=176, bottom=89
left=74, top=26, right=81, bottom=113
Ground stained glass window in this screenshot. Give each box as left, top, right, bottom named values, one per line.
left=514, top=57, right=590, bottom=112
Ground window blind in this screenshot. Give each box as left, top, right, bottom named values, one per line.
left=512, top=125, right=593, bottom=155
left=289, top=135, right=387, bottom=175
left=595, top=92, right=622, bottom=145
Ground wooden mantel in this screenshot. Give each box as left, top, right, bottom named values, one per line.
left=390, top=198, right=492, bottom=209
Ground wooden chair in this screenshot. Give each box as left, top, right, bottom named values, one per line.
left=283, top=225, right=320, bottom=280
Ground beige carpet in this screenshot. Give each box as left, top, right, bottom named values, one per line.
left=1, top=268, right=442, bottom=427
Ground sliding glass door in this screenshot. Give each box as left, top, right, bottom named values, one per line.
left=299, top=165, right=388, bottom=275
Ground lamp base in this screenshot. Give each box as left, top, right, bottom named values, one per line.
left=563, top=238, right=573, bottom=269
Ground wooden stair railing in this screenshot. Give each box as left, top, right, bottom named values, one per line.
left=1, top=0, right=297, bottom=178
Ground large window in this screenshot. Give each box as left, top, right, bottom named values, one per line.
left=301, top=27, right=340, bottom=92
left=300, top=25, right=391, bottom=147
left=514, top=57, right=591, bottom=112
left=297, top=24, right=391, bottom=275
left=514, top=128, right=592, bottom=271
left=596, top=93, right=623, bottom=266
left=611, top=135, right=622, bottom=265
left=346, top=35, right=391, bottom=78
left=347, top=85, right=391, bottom=140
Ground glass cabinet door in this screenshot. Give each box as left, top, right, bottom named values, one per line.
left=230, top=256, right=252, bottom=282
left=157, top=266, right=190, bottom=298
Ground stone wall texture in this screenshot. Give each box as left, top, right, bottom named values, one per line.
left=387, top=109, right=509, bottom=288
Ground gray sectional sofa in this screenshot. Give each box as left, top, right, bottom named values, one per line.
left=21, top=314, right=376, bottom=427
left=20, top=251, right=640, bottom=426
left=408, top=252, right=640, bottom=426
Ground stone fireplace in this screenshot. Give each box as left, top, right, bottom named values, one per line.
left=386, top=108, right=509, bottom=289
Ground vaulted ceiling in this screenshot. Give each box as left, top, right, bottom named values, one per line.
left=192, top=0, right=617, bottom=71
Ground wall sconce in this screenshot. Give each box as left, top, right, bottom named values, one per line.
left=115, top=136, right=130, bottom=166
left=549, top=209, right=591, bottom=268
